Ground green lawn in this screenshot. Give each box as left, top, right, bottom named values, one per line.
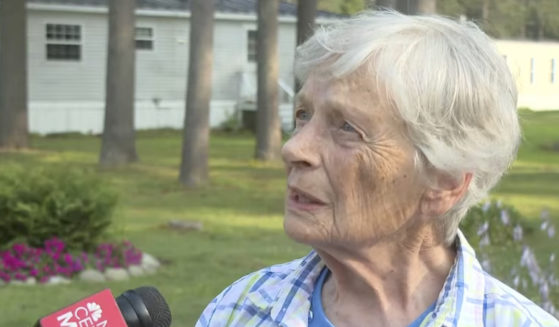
left=0, top=111, right=558, bottom=326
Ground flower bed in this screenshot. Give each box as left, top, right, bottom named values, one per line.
left=0, top=237, right=143, bottom=284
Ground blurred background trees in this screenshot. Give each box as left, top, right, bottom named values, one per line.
left=0, top=0, right=28, bottom=149
left=99, top=0, right=138, bottom=167
left=308, top=0, right=559, bottom=40
left=437, top=0, right=559, bottom=40
left=255, top=0, right=282, bottom=161
left=179, top=0, right=215, bottom=186
left=295, top=0, right=318, bottom=92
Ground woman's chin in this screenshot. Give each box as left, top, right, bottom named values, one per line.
left=283, top=214, right=321, bottom=245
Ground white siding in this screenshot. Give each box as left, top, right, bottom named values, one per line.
left=496, top=40, right=559, bottom=110
left=24, top=5, right=559, bottom=134
left=29, top=100, right=236, bottom=134
left=278, top=21, right=296, bottom=93
left=212, top=19, right=249, bottom=101
left=25, top=6, right=297, bottom=133
left=134, top=15, right=189, bottom=102
left=28, top=9, right=107, bottom=101
left=27, top=10, right=191, bottom=104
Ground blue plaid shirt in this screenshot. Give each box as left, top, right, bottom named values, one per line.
left=196, top=231, right=559, bottom=326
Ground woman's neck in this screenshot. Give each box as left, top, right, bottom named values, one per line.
left=315, top=225, right=456, bottom=327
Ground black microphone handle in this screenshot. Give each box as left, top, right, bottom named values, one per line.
left=116, top=289, right=153, bottom=327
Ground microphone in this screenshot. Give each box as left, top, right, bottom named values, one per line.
left=35, top=286, right=172, bottom=327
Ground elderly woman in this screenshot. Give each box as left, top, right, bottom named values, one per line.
left=196, top=11, right=559, bottom=327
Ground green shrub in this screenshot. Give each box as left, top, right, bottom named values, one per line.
left=0, top=166, right=117, bottom=251
left=217, top=110, right=242, bottom=132
left=461, top=200, right=533, bottom=249
left=461, top=201, right=558, bottom=316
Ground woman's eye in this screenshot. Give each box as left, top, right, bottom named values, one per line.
left=295, top=109, right=311, bottom=121
left=341, top=122, right=357, bottom=133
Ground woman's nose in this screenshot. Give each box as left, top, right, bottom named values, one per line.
left=281, top=123, right=321, bottom=169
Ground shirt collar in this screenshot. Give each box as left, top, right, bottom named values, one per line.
left=245, top=230, right=486, bottom=326
left=427, top=230, right=486, bottom=326
left=246, top=250, right=325, bottom=326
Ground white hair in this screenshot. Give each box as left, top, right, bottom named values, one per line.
left=295, top=10, right=521, bottom=244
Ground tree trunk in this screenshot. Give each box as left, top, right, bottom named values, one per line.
left=255, top=0, right=281, bottom=161
left=482, top=0, right=490, bottom=21
left=520, top=0, right=529, bottom=38
left=375, top=0, right=396, bottom=8
left=397, top=0, right=436, bottom=14
left=297, top=0, right=318, bottom=46
left=99, top=0, right=138, bottom=166
left=396, top=0, right=415, bottom=13
left=0, top=0, right=28, bottom=149
left=293, top=0, right=317, bottom=128
left=417, top=0, right=437, bottom=13
left=536, top=6, right=544, bottom=40
left=179, top=0, right=214, bottom=187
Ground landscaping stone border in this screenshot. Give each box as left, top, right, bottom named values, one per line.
left=0, top=252, right=160, bottom=286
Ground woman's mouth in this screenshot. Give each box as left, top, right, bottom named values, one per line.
left=287, top=187, right=326, bottom=211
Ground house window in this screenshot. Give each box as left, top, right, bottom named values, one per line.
left=551, top=58, right=556, bottom=84
left=530, top=57, right=535, bottom=84
left=247, top=30, right=257, bottom=62
left=46, top=24, right=81, bottom=60
left=135, top=27, right=153, bottom=50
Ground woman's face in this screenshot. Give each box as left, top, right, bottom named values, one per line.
left=282, top=74, right=427, bottom=250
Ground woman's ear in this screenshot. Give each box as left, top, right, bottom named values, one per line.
left=420, top=172, right=473, bottom=217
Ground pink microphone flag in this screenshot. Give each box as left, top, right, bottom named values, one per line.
left=39, top=289, right=127, bottom=327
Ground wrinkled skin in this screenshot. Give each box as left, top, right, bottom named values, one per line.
left=281, top=73, right=468, bottom=327
left=282, top=73, right=426, bottom=251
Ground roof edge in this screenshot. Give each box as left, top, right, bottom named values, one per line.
left=26, top=2, right=339, bottom=23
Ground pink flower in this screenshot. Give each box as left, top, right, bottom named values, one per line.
left=72, top=261, right=83, bottom=272
left=2, top=253, right=25, bottom=270
left=1, top=239, right=144, bottom=281
left=0, top=271, right=11, bottom=282
left=13, top=243, right=27, bottom=257
left=64, top=253, right=73, bottom=265
left=45, top=237, right=65, bottom=256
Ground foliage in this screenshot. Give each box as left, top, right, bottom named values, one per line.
left=436, top=0, right=559, bottom=40
left=339, top=0, right=366, bottom=14
left=461, top=201, right=558, bottom=316
left=461, top=200, right=533, bottom=249
left=91, top=240, right=143, bottom=272
left=313, top=0, right=559, bottom=40
left=217, top=110, right=242, bottom=132
left=0, top=238, right=142, bottom=283
left=0, top=167, right=117, bottom=251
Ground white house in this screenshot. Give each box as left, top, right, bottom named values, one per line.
left=14, top=1, right=559, bottom=134
left=496, top=40, right=559, bottom=111
left=23, top=0, right=337, bottom=134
